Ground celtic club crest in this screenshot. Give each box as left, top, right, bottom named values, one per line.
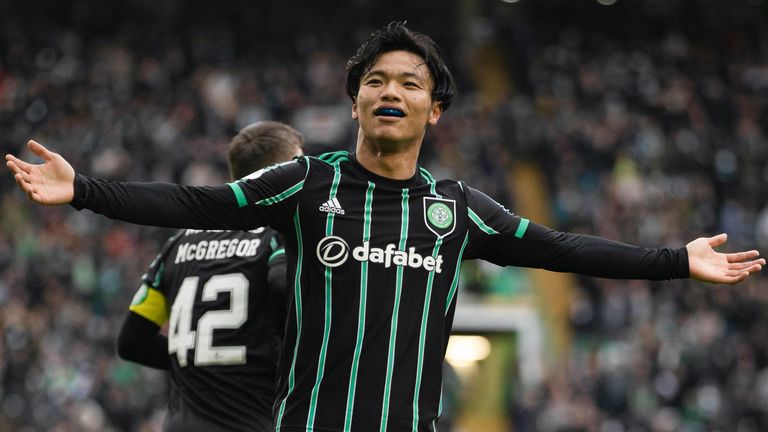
left=423, top=197, right=456, bottom=238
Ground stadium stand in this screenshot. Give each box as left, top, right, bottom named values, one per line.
left=1, top=1, right=766, bottom=430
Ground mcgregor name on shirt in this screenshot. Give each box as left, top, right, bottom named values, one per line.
left=174, top=229, right=265, bottom=264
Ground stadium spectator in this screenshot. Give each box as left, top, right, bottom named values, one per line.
left=6, top=19, right=764, bottom=432
left=2, top=1, right=768, bottom=431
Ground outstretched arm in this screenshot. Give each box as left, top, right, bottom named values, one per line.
left=6, top=140, right=252, bottom=230
left=7, top=139, right=307, bottom=233
left=464, top=186, right=763, bottom=284
left=6, top=140, right=75, bottom=205
left=687, top=234, right=764, bottom=284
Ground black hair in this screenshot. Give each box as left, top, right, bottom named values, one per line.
left=226, top=121, right=304, bottom=180
left=345, top=21, right=457, bottom=111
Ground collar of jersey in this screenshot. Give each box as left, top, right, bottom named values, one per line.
left=348, top=152, right=426, bottom=189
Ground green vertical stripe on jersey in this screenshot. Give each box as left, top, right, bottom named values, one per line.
left=412, top=238, right=443, bottom=431
left=276, top=209, right=305, bottom=430
left=379, top=188, right=410, bottom=432
left=418, top=166, right=435, bottom=183
left=445, top=232, right=469, bottom=314
left=343, top=181, right=375, bottom=431
left=306, top=162, right=343, bottom=430
left=227, top=182, right=248, bottom=208
left=419, top=167, right=437, bottom=196
left=255, top=180, right=305, bottom=206
left=468, top=208, right=499, bottom=235
left=514, top=217, right=530, bottom=239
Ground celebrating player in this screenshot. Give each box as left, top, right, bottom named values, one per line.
left=7, top=22, right=764, bottom=432
left=115, top=121, right=304, bottom=431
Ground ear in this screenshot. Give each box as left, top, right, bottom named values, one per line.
left=351, top=100, right=359, bottom=120
left=427, top=100, right=443, bottom=126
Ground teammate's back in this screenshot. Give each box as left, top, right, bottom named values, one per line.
left=121, top=228, right=286, bottom=431
left=115, top=121, right=305, bottom=431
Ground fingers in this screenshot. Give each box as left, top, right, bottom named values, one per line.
left=6, top=159, right=21, bottom=175
left=8, top=160, right=38, bottom=196
left=13, top=172, right=25, bottom=189
left=14, top=173, right=33, bottom=194
left=717, top=262, right=764, bottom=285
left=8, top=162, right=34, bottom=184
left=4, top=140, right=55, bottom=174
left=733, top=265, right=761, bottom=282
left=745, top=263, right=764, bottom=274
left=726, top=250, right=761, bottom=263
left=9, top=159, right=38, bottom=196
left=727, top=264, right=761, bottom=276
left=13, top=171, right=48, bottom=204
left=27, top=140, right=55, bottom=161
left=731, top=272, right=750, bottom=284
left=729, top=259, right=765, bottom=271
left=708, top=233, right=727, bottom=248
left=5, top=156, right=33, bottom=174
left=716, top=270, right=751, bottom=285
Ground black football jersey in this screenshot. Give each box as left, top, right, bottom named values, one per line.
left=74, top=151, right=687, bottom=431
left=129, top=228, right=286, bottom=431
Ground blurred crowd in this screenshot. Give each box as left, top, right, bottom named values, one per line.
left=490, top=2, right=768, bottom=431
left=0, top=2, right=495, bottom=431
left=1, top=1, right=767, bottom=431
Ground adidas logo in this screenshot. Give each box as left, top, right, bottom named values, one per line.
left=319, top=197, right=345, bottom=215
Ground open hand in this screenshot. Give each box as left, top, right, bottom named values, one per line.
left=5, top=140, right=75, bottom=205
left=687, top=234, right=765, bottom=284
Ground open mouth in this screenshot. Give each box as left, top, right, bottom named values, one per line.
left=374, top=107, right=405, bottom=118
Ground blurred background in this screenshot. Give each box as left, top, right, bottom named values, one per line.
left=1, top=0, right=767, bottom=430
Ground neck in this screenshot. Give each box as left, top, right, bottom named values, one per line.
left=355, top=133, right=421, bottom=180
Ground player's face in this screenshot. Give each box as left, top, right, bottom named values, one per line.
left=352, top=50, right=443, bottom=147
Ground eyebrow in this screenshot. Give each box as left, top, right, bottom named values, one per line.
left=363, top=68, right=426, bottom=82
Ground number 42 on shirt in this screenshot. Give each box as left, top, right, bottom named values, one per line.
left=167, top=273, right=250, bottom=367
